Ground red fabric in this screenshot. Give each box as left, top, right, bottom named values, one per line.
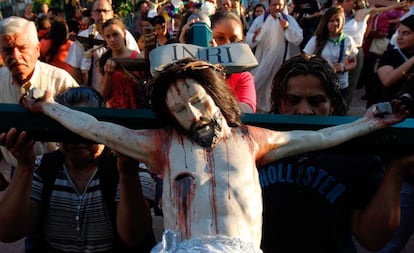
left=226, top=71, right=257, bottom=112
left=107, top=51, right=144, bottom=109
left=38, top=29, right=49, bottom=40
left=362, top=13, right=389, bottom=55
left=39, top=39, right=73, bottom=74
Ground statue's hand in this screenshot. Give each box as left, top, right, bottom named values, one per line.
left=20, top=88, right=52, bottom=113
left=365, top=100, right=409, bottom=127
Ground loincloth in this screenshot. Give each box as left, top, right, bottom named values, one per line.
left=150, top=230, right=262, bottom=253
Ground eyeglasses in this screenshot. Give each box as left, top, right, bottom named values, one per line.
left=92, top=9, right=112, bottom=14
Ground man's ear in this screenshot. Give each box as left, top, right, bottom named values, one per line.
left=36, top=41, right=41, bottom=55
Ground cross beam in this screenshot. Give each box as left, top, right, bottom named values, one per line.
left=69, top=35, right=106, bottom=50
left=1, top=104, right=413, bottom=155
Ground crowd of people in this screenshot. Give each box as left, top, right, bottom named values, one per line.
left=0, top=0, right=413, bottom=252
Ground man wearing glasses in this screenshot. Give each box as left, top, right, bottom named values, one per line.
left=66, top=0, right=139, bottom=89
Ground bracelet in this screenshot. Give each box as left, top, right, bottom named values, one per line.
left=340, top=63, right=345, bottom=73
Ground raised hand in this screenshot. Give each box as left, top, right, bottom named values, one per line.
left=0, top=128, right=35, bottom=167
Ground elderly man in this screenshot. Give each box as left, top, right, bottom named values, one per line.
left=0, top=16, right=78, bottom=168
left=19, top=58, right=408, bottom=252
left=65, top=0, right=139, bottom=89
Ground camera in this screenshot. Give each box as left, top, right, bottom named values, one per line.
left=185, top=22, right=212, bottom=47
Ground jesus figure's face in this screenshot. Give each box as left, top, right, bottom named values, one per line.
left=166, top=78, right=223, bottom=147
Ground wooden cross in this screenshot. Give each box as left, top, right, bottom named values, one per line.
left=0, top=104, right=413, bottom=155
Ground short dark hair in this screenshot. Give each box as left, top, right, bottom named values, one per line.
left=401, top=15, right=414, bottom=31
left=147, top=58, right=243, bottom=129
left=137, top=0, right=149, bottom=9
left=151, top=15, right=165, bottom=26
left=55, top=87, right=105, bottom=108
left=210, top=10, right=242, bottom=30
left=271, top=54, right=348, bottom=115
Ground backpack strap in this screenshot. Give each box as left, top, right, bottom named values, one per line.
left=263, top=11, right=271, bottom=22
left=25, top=150, right=64, bottom=253
left=338, top=38, right=345, bottom=64
left=96, top=149, right=119, bottom=235
left=38, top=150, right=64, bottom=214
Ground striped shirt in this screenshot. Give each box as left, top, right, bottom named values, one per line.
left=31, top=156, right=155, bottom=252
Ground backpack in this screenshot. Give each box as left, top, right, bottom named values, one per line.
left=26, top=149, right=155, bottom=253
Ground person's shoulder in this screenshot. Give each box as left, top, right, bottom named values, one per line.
left=65, top=39, right=74, bottom=46
left=285, top=13, right=297, bottom=20
left=76, top=29, right=90, bottom=37
left=300, top=152, right=384, bottom=177
left=37, top=61, right=79, bottom=83
left=148, top=9, right=157, bottom=19
left=255, top=13, right=266, bottom=23
left=40, top=38, right=52, bottom=51
left=317, top=152, right=382, bottom=164
left=344, top=34, right=356, bottom=44
left=125, top=30, right=139, bottom=49
left=40, top=38, right=51, bottom=45
left=38, top=61, right=69, bottom=73
left=303, top=36, right=316, bottom=53
left=36, top=150, right=64, bottom=174
left=0, top=65, right=9, bottom=75
left=130, top=49, right=141, bottom=58
left=381, top=47, right=399, bottom=60
left=125, top=29, right=134, bottom=36
left=379, top=12, right=389, bottom=19
left=229, top=71, right=254, bottom=81
left=125, top=30, right=138, bottom=42
left=61, top=39, right=74, bottom=51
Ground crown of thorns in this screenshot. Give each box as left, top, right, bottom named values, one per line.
left=159, top=60, right=225, bottom=74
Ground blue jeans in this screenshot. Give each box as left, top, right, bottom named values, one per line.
left=378, top=181, right=414, bottom=253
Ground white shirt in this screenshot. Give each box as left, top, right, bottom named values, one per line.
left=343, top=18, right=367, bottom=47
left=245, top=12, right=303, bottom=112
left=303, top=35, right=358, bottom=89
left=0, top=61, right=79, bottom=166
